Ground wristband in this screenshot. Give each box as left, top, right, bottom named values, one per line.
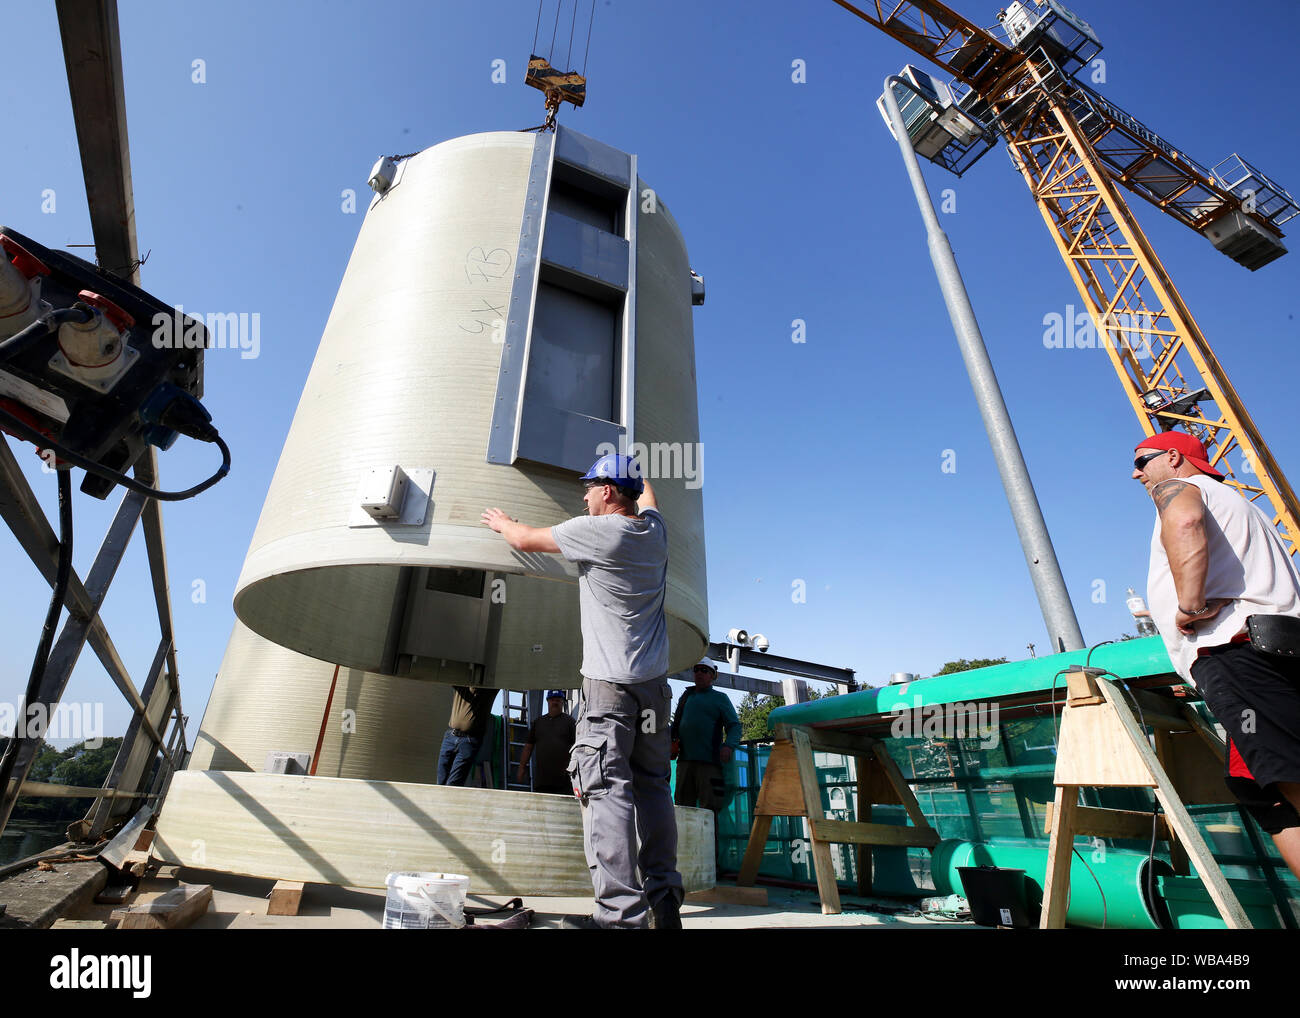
left=1179, top=604, right=1213, bottom=617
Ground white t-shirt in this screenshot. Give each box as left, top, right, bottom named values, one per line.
left=550, top=508, right=669, bottom=684
left=1146, top=474, right=1300, bottom=681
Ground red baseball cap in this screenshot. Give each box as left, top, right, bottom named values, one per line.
left=1135, top=432, right=1223, bottom=480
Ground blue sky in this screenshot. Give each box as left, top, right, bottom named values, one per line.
left=2, top=0, right=1298, bottom=745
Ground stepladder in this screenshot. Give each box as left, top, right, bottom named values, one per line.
left=736, top=723, right=940, bottom=914
left=1041, top=667, right=1250, bottom=929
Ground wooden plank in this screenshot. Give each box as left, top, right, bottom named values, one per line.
left=736, top=815, right=773, bottom=887
left=1053, top=700, right=1156, bottom=787
left=98, top=805, right=154, bottom=871
left=1183, top=703, right=1228, bottom=761
left=1048, top=804, right=1170, bottom=842
left=153, top=771, right=714, bottom=895
left=121, top=849, right=152, bottom=878
left=1098, top=681, right=1251, bottom=928
left=268, top=880, right=305, bottom=916
left=810, top=818, right=941, bottom=848
left=51, top=919, right=108, bottom=930
left=753, top=741, right=806, bottom=816
left=860, top=757, right=902, bottom=806
left=1065, top=668, right=1104, bottom=706
left=112, top=884, right=212, bottom=930
left=870, top=743, right=935, bottom=832
left=773, top=723, right=876, bottom=756
left=1040, top=786, right=1077, bottom=929
left=1122, top=686, right=1192, bottom=732
left=1157, top=728, right=1233, bottom=806
left=856, top=754, right=871, bottom=896
left=685, top=885, right=768, bottom=906
left=789, top=727, right=841, bottom=914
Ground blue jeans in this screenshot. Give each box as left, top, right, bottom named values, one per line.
left=438, top=729, right=482, bottom=786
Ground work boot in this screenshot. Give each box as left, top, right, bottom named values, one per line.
left=648, top=894, right=682, bottom=930
left=559, top=914, right=602, bottom=929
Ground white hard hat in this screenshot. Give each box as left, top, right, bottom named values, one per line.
left=694, top=659, right=717, bottom=674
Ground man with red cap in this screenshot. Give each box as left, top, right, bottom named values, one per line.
left=1134, top=430, right=1300, bottom=877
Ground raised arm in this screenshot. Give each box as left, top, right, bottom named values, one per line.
left=481, top=508, right=561, bottom=553
left=638, top=479, right=658, bottom=513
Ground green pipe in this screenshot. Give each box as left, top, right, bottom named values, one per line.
left=930, top=838, right=1171, bottom=929
left=768, top=636, right=1174, bottom=731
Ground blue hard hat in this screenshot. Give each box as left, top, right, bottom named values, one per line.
left=546, top=689, right=566, bottom=700
left=579, top=453, right=644, bottom=495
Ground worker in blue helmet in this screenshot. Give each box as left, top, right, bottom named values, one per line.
left=481, top=453, right=682, bottom=929
left=579, top=452, right=644, bottom=498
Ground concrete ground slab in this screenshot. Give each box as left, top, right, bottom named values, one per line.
left=60, top=866, right=974, bottom=930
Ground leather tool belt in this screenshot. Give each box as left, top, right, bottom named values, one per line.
left=1245, top=614, right=1300, bottom=659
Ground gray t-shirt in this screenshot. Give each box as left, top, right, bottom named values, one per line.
left=550, top=508, right=669, bottom=683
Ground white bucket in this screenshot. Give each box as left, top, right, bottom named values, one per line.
left=383, top=871, right=470, bottom=929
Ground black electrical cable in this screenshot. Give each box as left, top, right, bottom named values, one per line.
left=1071, top=843, right=1108, bottom=928
left=0, top=405, right=229, bottom=501
left=0, top=306, right=94, bottom=362
left=1085, top=639, right=1114, bottom=669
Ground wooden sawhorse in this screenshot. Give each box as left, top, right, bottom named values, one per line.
left=736, top=723, right=939, bottom=914
left=1042, top=667, right=1249, bottom=928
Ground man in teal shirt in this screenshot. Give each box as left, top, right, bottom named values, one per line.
left=671, top=660, right=741, bottom=813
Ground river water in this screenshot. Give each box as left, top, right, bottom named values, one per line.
left=0, top=818, right=69, bottom=865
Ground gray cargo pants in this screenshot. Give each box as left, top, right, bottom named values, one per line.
left=567, top=675, right=683, bottom=928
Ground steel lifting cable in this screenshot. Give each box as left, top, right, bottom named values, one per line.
left=532, top=0, right=543, bottom=55
left=583, top=0, right=596, bottom=76
left=549, top=0, right=562, bottom=62
left=566, top=0, right=578, bottom=70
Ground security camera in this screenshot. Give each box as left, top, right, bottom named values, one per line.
left=751, top=634, right=769, bottom=652
left=726, top=627, right=748, bottom=646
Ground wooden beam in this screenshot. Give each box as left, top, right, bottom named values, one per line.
left=55, top=0, right=139, bottom=282
left=268, top=880, right=305, bottom=916
left=753, top=741, right=806, bottom=816
left=870, top=743, right=935, bottom=832
left=774, top=724, right=877, bottom=756
left=112, top=884, right=212, bottom=930
left=1040, top=786, right=1078, bottom=929
left=736, top=815, right=773, bottom=887
left=153, top=771, right=715, bottom=895
left=1047, top=803, right=1170, bottom=842
left=810, top=818, right=941, bottom=848
left=789, top=727, right=841, bottom=914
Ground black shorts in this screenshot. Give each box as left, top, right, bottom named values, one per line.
left=1191, top=641, right=1300, bottom=833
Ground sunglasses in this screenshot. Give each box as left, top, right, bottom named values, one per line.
left=1134, top=450, right=1165, bottom=470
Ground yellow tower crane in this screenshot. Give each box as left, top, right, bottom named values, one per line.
left=837, top=0, right=1300, bottom=555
